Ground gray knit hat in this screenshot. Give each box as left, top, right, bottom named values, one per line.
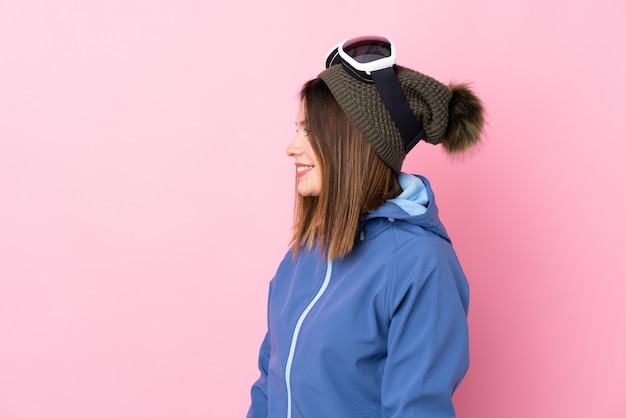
left=318, top=64, right=485, bottom=173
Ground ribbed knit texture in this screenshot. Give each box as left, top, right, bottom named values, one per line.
left=319, top=65, right=451, bottom=173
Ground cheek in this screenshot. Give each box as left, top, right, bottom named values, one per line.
left=303, top=141, right=318, bottom=163
left=312, top=167, right=323, bottom=192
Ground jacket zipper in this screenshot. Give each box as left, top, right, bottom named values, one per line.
left=284, top=259, right=333, bottom=418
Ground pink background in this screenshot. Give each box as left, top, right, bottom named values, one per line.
left=1, top=0, right=625, bottom=417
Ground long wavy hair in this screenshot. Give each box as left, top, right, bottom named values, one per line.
left=290, top=79, right=402, bottom=260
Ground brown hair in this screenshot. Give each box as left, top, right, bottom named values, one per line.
left=290, top=79, right=402, bottom=260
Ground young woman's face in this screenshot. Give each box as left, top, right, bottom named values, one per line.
left=286, top=101, right=322, bottom=197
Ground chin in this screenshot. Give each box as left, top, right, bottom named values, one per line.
left=298, top=189, right=320, bottom=197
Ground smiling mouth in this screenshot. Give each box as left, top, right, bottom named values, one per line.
left=295, top=165, right=314, bottom=178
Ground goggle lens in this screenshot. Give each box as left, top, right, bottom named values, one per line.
left=342, top=36, right=392, bottom=64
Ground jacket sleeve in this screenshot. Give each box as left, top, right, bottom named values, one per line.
left=381, top=243, right=470, bottom=417
left=247, top=282, right=273, bottom=418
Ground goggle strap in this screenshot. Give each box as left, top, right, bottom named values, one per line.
left=371, top=68, right=425, bottom=152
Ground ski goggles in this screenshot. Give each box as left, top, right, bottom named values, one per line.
left=325, top=35, right=396, bottom=83
left=325, top=36, right=425, bottom=152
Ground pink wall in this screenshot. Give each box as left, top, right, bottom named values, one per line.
left=1, top=1, right=624, bottom=417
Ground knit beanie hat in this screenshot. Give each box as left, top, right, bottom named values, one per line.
left=318, top=64, right=485, bottom=173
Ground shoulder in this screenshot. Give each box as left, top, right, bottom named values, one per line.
left=383, top=222, right=468, bottom=310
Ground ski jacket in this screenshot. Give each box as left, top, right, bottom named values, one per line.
left=248, top=174, right=470, bottom=418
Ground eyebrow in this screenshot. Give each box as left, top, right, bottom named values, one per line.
left=295, top=120, right=308, bottom=128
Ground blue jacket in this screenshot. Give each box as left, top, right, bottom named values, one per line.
left=248, top=174, right=470, bottom=417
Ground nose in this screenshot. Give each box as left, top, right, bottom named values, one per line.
left=286, top=135, right=301, bottom=157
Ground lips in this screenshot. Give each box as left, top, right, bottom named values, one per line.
left=295, top=163, right=314, bottom=178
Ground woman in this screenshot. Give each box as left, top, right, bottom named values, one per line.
left=248, top=36, right=485, bottom=418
